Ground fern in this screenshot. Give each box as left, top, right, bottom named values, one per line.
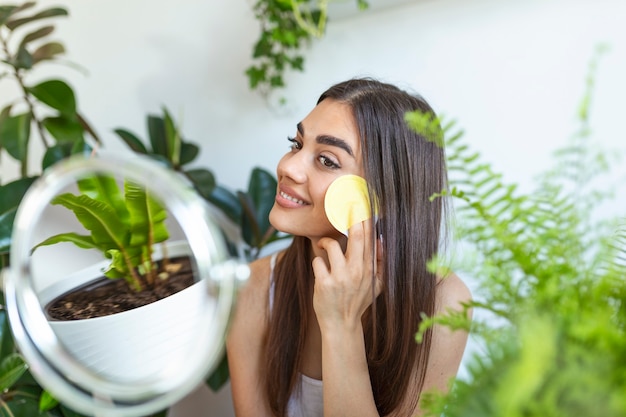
left=415, top=45, right=626, bottom=417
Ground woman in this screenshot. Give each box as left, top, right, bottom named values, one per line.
left=227, top=78, right=471, bottom=417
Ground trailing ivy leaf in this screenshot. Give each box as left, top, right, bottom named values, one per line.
left=113, top=128, right=148, bottom=154
left=0, top=112, right=31, bottom=163
left=32, top=41, right=65, bottom=64
left=0, top=353, right=28, bottom=391
left=5, top=6, right=68, bottom=30
left=27, top=79, right=76, bottom=115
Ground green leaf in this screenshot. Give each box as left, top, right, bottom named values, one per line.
left=31, top=232, right=97, bottom=252
left=247, top=167, right=277, bottom=238
left=206, top=352, right=230, bottom=391
left=32, top=41, right=65, bottom=64
left=76, top=175, right=129, bottom=222
left=238, top=192, right=259, bottom=247
left=19, top=25, right=54, bottom=46
left=14, top=44, right=34, bottom=69
left=0, top=297, right=15, bottom=359
left=0, top=177, right=37, bottom=254
left=179, top=141, right=199, bottom=166
left=0, top=353, right=28, bottom=391
left=147, top=114, right=168, bottom=158
left=0, top=112, right=31, bottom=163
left=5, top=7, right=68, bottom=31
left=124, top=181, right=169, bottom=248
left=41, top=141, right=86, bottom=171
left=162, top=107, right=180, bottom=166
left=27, top=79, right=76, bottom=115
left=49, top=193, right=129, bottom=251
left=207, top=185, right=242, bottom=225
left=113, top=128, right=148, bottom=154
left=185, top=168, right=216, bottom=200
left=42, top=114, right=83, bottom=143
left=38, top=390, right=58, bottom=412
left=0, top=3, right=35, bottom=26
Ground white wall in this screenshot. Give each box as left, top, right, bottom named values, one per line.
left=2, top=0, right=625, bottom=415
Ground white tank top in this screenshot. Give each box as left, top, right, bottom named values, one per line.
left=269, top=253, right=324, bottom=417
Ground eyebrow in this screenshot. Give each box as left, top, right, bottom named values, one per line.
left=297, top=122, right=354, bottom=157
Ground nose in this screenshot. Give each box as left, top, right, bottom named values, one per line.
left=277, top=152, right=307, bottom=184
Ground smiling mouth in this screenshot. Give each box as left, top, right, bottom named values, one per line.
left=279, top=191, right=307, bottom=205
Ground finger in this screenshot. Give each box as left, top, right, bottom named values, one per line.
left=316, top=237, right=346, bottom=271
left=345, top=219, right=367, bottom=262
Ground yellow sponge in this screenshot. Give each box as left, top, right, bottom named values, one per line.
left=324, top=175, right=371, bottom=235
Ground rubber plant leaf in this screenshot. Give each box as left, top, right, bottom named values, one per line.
left=27, top=79, right=76, bottom=116
left=0, top=295, right=15, bottom=359
left=247, top=167, right=277, bottom=238
left=147, top=114, right=168, bottom=159
left=113, top=128, right=148, bottom=154
left=42, top=114, right=83, bottom=144
left=179, top=141, right=199, bottom=166
left=0, top=353, right=28, bottom=392
left=185, top=168, right=216, bottom=200
left=162, top=107, right=180, bottom=166
left=0, top=112, right=31, bottom=163
left=207, top=185, right=242, bottom=225
left=0, top=177, right=37, bottom=253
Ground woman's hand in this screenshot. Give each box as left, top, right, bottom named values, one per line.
left=312, top=219, right=383, bottom=331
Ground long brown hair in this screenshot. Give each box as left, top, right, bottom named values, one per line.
left=265, top=78, right=447, bottom=416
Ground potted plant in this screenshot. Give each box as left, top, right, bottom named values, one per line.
left=0, top=2, right=282, bottom=413
left=412, top=47, right=626, bottom=417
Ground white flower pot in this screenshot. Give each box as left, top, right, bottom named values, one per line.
left=36, top=241, right=215, bottom=384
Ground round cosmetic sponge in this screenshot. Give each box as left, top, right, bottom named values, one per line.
left=324, top=175, right=372, bottom=235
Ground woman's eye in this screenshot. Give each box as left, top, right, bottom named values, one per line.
left=287, top=136, right=302, bottom=150
left=319, top=155, right=339, bottom=169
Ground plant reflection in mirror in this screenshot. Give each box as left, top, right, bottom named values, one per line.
left=32, top=174, right=171, bottom=293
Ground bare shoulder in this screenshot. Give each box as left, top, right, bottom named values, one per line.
left=230, top=252, right=278, bottom=322
left=435, top=272, right=472, bottom=315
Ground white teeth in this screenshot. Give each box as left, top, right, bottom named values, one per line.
left=280, top=191, right=305, bottom=205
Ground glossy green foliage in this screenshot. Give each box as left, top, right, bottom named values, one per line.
left=247, top=0, right=368, bottom=97
left=416, top=48, right=626, bottom=417
left=0, top=1, right=95, bottom=260
left=32, top=175, right=170, bottom=292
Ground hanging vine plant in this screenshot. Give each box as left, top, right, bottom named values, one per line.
left=246, top=0, right=368, bottom=99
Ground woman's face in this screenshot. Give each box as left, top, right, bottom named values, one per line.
left=269, top=98, right=363, bottom=240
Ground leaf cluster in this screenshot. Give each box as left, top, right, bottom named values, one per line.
left=32, top=175, right=170, bottom=293
left=0, top=1, right=97, bottom=266
left=246, top=0, right=368, bottom=98
left=415, top=48, right=626, bottom=416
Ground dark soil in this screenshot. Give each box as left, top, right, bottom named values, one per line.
left=46, top=256, right=195, bottom=321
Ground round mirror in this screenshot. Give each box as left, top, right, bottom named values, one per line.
left=2, top=152, right=249, bottom=417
